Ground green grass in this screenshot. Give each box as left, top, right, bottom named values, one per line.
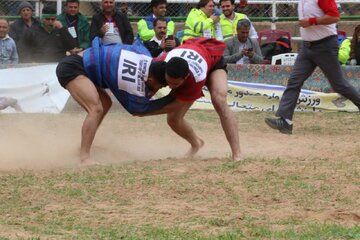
left=1, top=160, right=359, bottom=239
left=0, top=111, right=360, bottom=239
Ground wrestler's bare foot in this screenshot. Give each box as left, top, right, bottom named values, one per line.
left=232, top=153, right=243, bottom=161
left=185, top=138, right=205, bottom=158
left=80, top=158, right=101, bottom=167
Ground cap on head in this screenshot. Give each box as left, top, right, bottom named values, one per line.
left=42, top=5, right=57, bottom=15
left=165, top=57, right=189, bottom=79
left=18, top=1, right=34, bottom=14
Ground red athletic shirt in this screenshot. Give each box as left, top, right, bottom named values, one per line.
left=157, top=38, right=225, bottom=102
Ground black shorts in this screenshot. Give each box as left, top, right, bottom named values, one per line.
left=56, top=54, right=87, bottom=88
left=209, top=57, right=228, bottom=74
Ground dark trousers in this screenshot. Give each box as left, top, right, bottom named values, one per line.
left=276, top=35, right=360, bottom=120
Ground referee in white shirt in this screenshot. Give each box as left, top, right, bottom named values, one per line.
left=265, top=0, right=360, bottom=134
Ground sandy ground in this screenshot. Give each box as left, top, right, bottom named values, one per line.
left=0, top=104, right=359, bottom=171
left=1, top=105, right=360, bottom=236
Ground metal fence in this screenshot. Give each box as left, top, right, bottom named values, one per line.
left=1, top=0, right=359, bottom=20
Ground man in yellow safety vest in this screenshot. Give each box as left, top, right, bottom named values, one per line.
left=219, top=0, right=258, bottom=40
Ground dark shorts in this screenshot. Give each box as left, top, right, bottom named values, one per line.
left=209, top=56, right=227, bottom=74
left=56, top=54, right=86, bottom=88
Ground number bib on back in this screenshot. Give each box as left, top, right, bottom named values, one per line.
left=117, top=49, right=153, bottom=97
left=164, top=48, right=208, bottom=82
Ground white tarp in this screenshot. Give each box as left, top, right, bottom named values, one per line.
left=0, top=64, right=70, bottom=113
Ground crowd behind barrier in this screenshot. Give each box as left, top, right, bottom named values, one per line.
left=1, top=1, right=360, bottom=18
left=0, top=1, right=357, bottom=63
left=1, top=0, right=360, bottom=80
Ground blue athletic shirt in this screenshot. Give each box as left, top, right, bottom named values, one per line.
left=82, top=38, right=171, bottom=113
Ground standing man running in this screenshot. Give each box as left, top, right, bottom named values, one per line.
left=265, top=0, right=360, bottom=134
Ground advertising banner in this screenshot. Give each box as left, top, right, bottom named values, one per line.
left=158, top=81, right=358, bottom=112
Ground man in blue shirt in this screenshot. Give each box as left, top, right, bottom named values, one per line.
left=0, top=18, right=18, bottom=64
left=56, top=38, right=171, bottom=166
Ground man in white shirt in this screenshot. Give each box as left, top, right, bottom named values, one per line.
left=265, top=0, right=360, bottom=134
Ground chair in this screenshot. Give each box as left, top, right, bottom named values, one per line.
left=271, top=53, right=298, bottom=65
left=337, top=30, right=346, bottom=37
left=258, top=29, right=292, bottom=47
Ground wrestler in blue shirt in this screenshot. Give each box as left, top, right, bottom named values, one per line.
left=56, top=38, right=172, bottom=165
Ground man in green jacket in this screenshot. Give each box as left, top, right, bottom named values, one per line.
left=57, top=0, right=90, bottom=54
left=219, top=0, right=257, bottom=40
left=137, top=0, right=175, bottom=42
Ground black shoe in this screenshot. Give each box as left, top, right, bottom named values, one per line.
left=265, top=117, right=293, bottom=134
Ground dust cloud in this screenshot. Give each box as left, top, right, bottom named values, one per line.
left=0, top=112, right=231, bottom=171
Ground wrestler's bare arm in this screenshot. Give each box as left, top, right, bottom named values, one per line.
left=134, top=99, right=191, bottom=117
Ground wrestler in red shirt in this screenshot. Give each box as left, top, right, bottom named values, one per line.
left=146, top=37, right=242, bottom=161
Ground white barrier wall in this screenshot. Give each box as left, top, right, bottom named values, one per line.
left=0, top=64, right=357, bottom=114
left=0, top=64, right=70, bottom=113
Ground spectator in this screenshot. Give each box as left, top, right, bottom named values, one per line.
left=137, top=0, right=175, bottom=42
left=119, top=2, right=134, bottom=16
left=182, top=0, right=218, bottom=42
left=337, top=35, right=350, bottom=65
left=57, top=0, right=90, bottom=54
left=9, top=1, right=40, bottom=62
left=223, top=19, right=262, bottom=64
left=20, top=5, right=75, bottom=63
left=143, top=18, right=180, bottom=57
left=349, top=24, right=360, bottom=66
left=219, top=0, right=257, bottom=40
left=0, top=18, right=18, bottom=64
left=90, top=0, right=133, bottom=45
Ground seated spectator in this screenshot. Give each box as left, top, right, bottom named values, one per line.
left=261, top=37, right=292, bottom=64
left=137, top=0, right=174, bottom=42
left=143, top=18, right=179, bottom=57
left=20, top=5, right=75, bottom=63
left=9, top=1, right=40, bottom=62
left=349, top=24, right=360, bottom=66
left=223, top=19, right=262, bottom=64
left=120, top=2, right=134, bottom=16
left=57, top=0, right=90, bottom=54
left=90, top=0, right=134, bottom=45
left=182, top=0, right=219, bottom=42
left=219, top=0, right=257, bottom=40
left=338, top=35, right=351, bottom=65
left=0, top=18, right=18, bottom=64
